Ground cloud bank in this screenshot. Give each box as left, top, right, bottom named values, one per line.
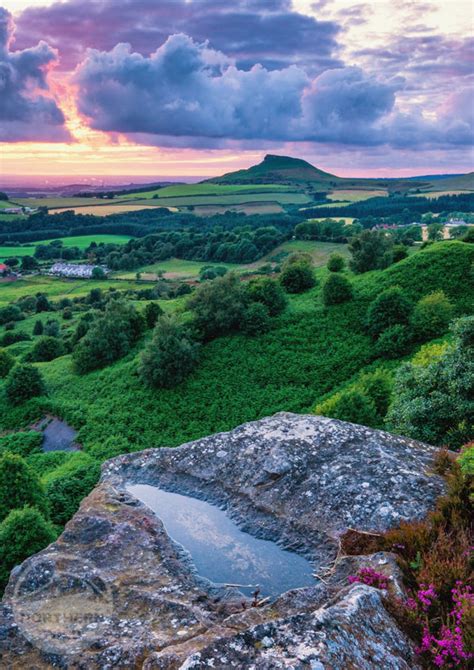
left=0, top=8, right=70, bottom=142
left=74, top=33, right=472, bottom=150
left=16, top=0, right=342, bottom=73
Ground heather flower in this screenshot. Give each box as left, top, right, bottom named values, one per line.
left=347, top=567, right=388, bottom=590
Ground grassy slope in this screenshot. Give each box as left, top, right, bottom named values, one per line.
left=0, top=276, right=157, bottom=307
left=115, top=241, right=349, bottom=279
left=0, top=235, right=134, bottom=259
left=0, top=242, right=471, bottom=454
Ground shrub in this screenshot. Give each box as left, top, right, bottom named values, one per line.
left=45, top=459, right=101, bottom=526
left=0, top=331, right=30, bottom=347
left=327, top=253, right=346, bottom=272
left=359, top=369, right=393, bottom=418
left=367, top=286, right=413, bottom=338
left=5, top=364, right=46, bottom=405
left=280, top=261, right=315, bottom=294
left=73, top=300, right=145, bottom=373
left=33, top=319, right=44, bottom=336
left=247, top=277, right=288, bottom=316
left=44, top=319, right=60, bottom=337
left=138, top=315, right=199, bottom=389
left=0, top=305, right=23, bottom=325
left=0, top=431, right=43, bottom=458
left=242, top=303, right=271, bottom=336
left=30, top=336, right=65, bottom=362
left=322, top=273, right=353, bottom=305
left=62, top=308, right=73, bottom=320
left=376, top=324, right=412, bottom=359
left=349, top=230, right=394, bottom=273
left=0, top=507, right=56, bottom=591
left=386, top=316, right=474, bottom=447
left=0, top=453, right=49, bottom=522
left=35, top=294, right=50, bottom=312
left=315, top=389, right=378, bottom=426
left=188, top=273, right=248, bottom=340
left=144, top=301, right=164, bottom=329
left=411, top=291, right=454, bottom=341
left=392, top=245, right=409, bottom=263
left=0, top=348, right=15, bottom=378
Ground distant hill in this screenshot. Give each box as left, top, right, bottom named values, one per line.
left=424, top=172, right=474, bottom=191
left=205, top=154, right=342, bottom=187
left=205, top=154, right=474, bottom=193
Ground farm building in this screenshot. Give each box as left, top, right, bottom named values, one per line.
left=49, top=263, right=109, bottom=278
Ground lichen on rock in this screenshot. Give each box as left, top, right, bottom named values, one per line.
left=0, top=413, right=444, bottom=669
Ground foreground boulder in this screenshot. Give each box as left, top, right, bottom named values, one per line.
left=0, top=413, right=445, bottom=669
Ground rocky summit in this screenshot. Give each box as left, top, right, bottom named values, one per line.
left=0, top=413, right=446, bottom=669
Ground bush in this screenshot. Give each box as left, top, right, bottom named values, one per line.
left=144, top=301, right=164, bottom=329
left=322, top=273, right=353, bottom=305
left=30, top=336, right=65, bottom=362
left=386, top=316, right=474, bottom=447
left=327, top=253, right=346, bottom=272
left=138, top=315, right=199, bottom=389
left=35, top=294, right=50, bottom=312
left=0, top=331, right=30, bottom=347
left=411, top=291, right=454, bottom=341
left=33, top=319, right=44, bottom=336
left=73, top=300, right=145, bottom=373
left=0, top=348, right=15, bottom=378
left=45, top=459, right=101, bottom=526
left=44, top=319, right=60, bottom=337
left=392, top=244, right=409, bottom=263
left=247, top=277, right=288, bottom=316
left=62, top=308, right=73, bottom=320
left=0, top=305, right=23, bottom=325
left=188, top=273, right=248, bottom=340
left=0, top=507, right=56, bottom=591
left=0, top=453, right=49, bottom=522
left=359, top=369, right=393, bottom=419
left=367, top=286, right=413, bottom=338
left=376, top=324, right=412, bottom=359
left=349, top=230, right=394, bottom=273
left=0, top=431, right=43, bottom=458
left=315, top=389, right=378, bottom=426
left=280, top=261, right=315, bottom=294
left=242, top=302, right=271, bottom=336
left=5, top=364, right=46, bottom=405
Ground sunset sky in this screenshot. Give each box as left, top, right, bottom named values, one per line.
left=1, top=0, right=473, bottom=183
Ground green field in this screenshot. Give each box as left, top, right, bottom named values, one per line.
left=0, top=235, right=134, bottom=260
left=0, top=276, right=156, bottom=307
left=48, top=204, right=174, bottom=216
left=115, top=241, right=350, bottom=280
left=328, top=189, right=387, bottom=202
left=116, top=183, right=293, bottom=199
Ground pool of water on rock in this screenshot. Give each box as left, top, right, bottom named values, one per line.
left=126, top=484, right=316, bottom=598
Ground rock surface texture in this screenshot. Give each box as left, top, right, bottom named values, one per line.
left=0, top=413, right=445, bottom=669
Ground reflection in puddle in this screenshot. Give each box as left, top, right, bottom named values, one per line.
left=127, top=484, right=315, bottom=598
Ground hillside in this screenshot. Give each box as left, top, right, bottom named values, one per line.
left=424, top=171, right=474, bottom=191
left=206, top=154, right=341, bottom=186
left=205, top=153, right=461, bottom=193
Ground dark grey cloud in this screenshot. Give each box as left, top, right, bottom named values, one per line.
left=74, top=32, right=473, bottom=151
left=0, top=7, right=71, bottom=142
left=16, top=0, right=342, bottom=74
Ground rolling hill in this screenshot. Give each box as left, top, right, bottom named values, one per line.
left=205, top=154, right=474, bottom=194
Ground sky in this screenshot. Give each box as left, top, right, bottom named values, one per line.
left=0, top=0, right=473, bottom=182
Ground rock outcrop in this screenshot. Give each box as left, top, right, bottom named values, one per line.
left=0, top=413, right=445, bottom=669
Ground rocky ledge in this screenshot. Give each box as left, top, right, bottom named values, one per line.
left=0, top=413, right=445, bottom=669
